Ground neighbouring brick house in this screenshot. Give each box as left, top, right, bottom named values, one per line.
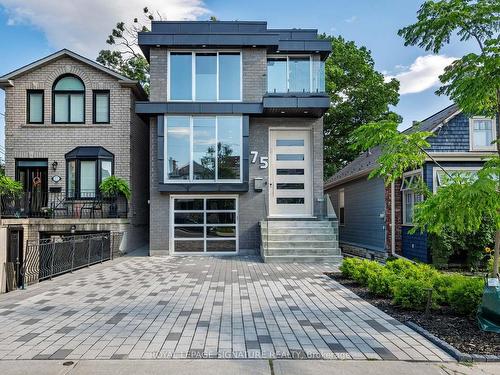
left=0, top=49, right=149, bottom=290
left=325, top=104, right=497, bottom=262
left=135, top=21, right=341, bottom=261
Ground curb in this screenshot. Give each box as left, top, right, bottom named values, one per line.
left=405, top=321, right=500, bottom=363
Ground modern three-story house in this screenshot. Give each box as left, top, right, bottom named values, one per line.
left=136, top=21, right=341, bottom=261
left=0, top=49, right=149, bottom=280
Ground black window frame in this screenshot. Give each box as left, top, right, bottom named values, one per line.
left=92, top=90, right=110, bottom=124
left=65, top=157, right=114, bottom=199
left=26, top=89, right=44, bottom=124
left=52, top=74, right=85, bottom=124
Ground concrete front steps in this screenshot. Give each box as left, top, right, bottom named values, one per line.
left=260, top=220, right=342, bottom=263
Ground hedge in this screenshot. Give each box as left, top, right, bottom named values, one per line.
left=339, top=257, right=484, bottom=315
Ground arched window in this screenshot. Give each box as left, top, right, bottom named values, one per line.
left=52, top=75, right=85, bottom=123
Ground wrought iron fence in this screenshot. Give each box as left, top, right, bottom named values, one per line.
left=22, top=232, right=123, bottom=286
left=0, top=191, right=128, bottom=219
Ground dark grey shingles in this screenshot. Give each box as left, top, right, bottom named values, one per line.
left=312, top=322, right=326, bottom=330
left=111, top=353, right=128, bottom=359
left=106, top=312, right=127, bottom=324
left=179, top=310, right=191, bottom=317
left=191, top=308, right=202, bottom=314
left=298, top=320, right=312, bottom=326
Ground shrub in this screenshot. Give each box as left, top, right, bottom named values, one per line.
left=339, top=257, right=363, bottom=279
left=447, top=276, right=484, bottom=316
left=352, top=259, right=382, bottom=286
left=99, top=176, right=131, bottom=199
left=391, top=277, right=434, bottom=310
left=366, top=266, right=396, bottom=297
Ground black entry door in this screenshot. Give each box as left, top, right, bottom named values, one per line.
left=15, top=160, right=49, bottom=215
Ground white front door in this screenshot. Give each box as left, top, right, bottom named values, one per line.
left=269, top=129, right=313, bottom=217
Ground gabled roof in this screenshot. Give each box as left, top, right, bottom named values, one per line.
left=0, top=49, right=147, bottom=99
left=324, top=103, right=461, bottom=189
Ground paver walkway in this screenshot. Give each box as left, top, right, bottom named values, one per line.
left=0, top=255, right=453, bottom=361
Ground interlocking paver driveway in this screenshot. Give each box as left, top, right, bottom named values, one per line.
left=0, top=255, right=453, bottom=361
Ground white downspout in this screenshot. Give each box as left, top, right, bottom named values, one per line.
left=391, top=181, right=396, bottom=256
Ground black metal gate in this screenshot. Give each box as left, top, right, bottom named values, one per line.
left=22, top=232, right=123, bottom=287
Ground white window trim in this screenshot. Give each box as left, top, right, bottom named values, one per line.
left=266, top=54, right=313, bottom=93
left=167, top=50, right=243, bottom=102
left=169, top=195, right=239, bottom=255
left=432, top=166, right=482, bottom=193
left=338, top=188, right=345, bottom=226
left=164, top=115, right=243, bottom=184
left=469, top=116, right=497, bottom=151
left=401, top=169, right=423, bottom=226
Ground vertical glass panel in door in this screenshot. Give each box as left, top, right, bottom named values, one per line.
left=170, top=53, right=193, bottom=100
left=166, top=116, right=190, bottom=180
left=219, top=53, right=241, bottom=100
left=288, top=57, right=310, bottom=92
left=267, top=58, right=287, bottom=93
left=80, top=160, right=96, bottom=197
left=217, top=117, right=241, bottom=180
left=193, top=117, right=216, bottom=180
left=195, top=53, right=217, bottom=100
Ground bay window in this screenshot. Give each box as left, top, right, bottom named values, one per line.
left=470, top=117, right=496, bottom=151
left=168, top=51, right=241, bottom=101
left=65, top=147, right=114, bottom=198
left=165, top=116, right=242, bottom=182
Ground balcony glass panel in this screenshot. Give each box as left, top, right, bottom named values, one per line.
left=267, top=58, right=287, bottom=93
left=288, top=57, right=310, bottom=92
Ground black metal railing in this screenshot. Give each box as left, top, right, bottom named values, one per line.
left=22, top=232, right=122, bottom=286
left=0, top=191, right=128, bottom=219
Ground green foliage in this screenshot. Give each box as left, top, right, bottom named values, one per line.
left=99, top=176, right=131, bottom=199
left=391, top=277, right=434, bottom=310
left=0, top=174, right=23, bottom=198
left=97, top=7, right=156, bottom=93
left=338, top=257, right=484, bottom=315
left=321, top=35, right=400, bottom=178
left=428, top=217, right=495, bottom=269
left=447, top=276, right=484, bottom=315
left=350, top=119, right=433, bottom=184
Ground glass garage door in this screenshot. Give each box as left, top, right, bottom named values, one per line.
left=171, top=196, right=238, bottom=253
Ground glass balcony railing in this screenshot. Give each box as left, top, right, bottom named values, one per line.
left=267, top=56, right=325, bottom=94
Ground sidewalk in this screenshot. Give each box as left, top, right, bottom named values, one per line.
left=0, top=359, right=498, bottom=375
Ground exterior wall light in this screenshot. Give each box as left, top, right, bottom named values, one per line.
left=52, top=161, right=58, bottom=171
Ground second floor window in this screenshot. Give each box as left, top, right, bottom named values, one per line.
left=165, top=116, right=242, bottom=183
left=470, top=117, right=496, bottom=151
left=169, top=52, right=241, bottom=101
left=27, top=90, right=44, bottom=123
left=93, top=90, right=110, bottom=123
left=53, top=75, right=85, bottom=123
left=267, top=56, right=325, bottom=94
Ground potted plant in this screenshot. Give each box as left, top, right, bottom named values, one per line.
left=0, top=172, right=23, bottom=218
left=99, top=176, right=131, bottom=218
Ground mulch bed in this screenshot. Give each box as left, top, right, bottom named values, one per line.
left=327, top=272, right=500, bottom=356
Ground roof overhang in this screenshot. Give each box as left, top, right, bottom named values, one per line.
left=324, top=168, right=374, bottom=190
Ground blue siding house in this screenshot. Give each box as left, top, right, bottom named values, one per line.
left=325, top=104, right=497, bottom=262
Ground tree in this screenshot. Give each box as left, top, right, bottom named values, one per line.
left=352, top=0, right=500, bottom=277
left=322, top=36, right=400, bottom=178
left=96, top=7, right=161, bottom=93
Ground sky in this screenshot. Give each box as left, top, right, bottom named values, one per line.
left=0, top=0, right=477, bottom=161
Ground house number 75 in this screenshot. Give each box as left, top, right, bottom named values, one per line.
left=250, top=151, right=268, bottom=169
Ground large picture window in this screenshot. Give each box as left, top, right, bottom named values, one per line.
left=65, top=147, right=114, bottom=198
left=165, top=116, right=242, bottom=183
left=52, top=75, right=85, bottom=123
left=171, top=196, right=238, bottom=253
left=169, top=51, right=241, bottom=101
